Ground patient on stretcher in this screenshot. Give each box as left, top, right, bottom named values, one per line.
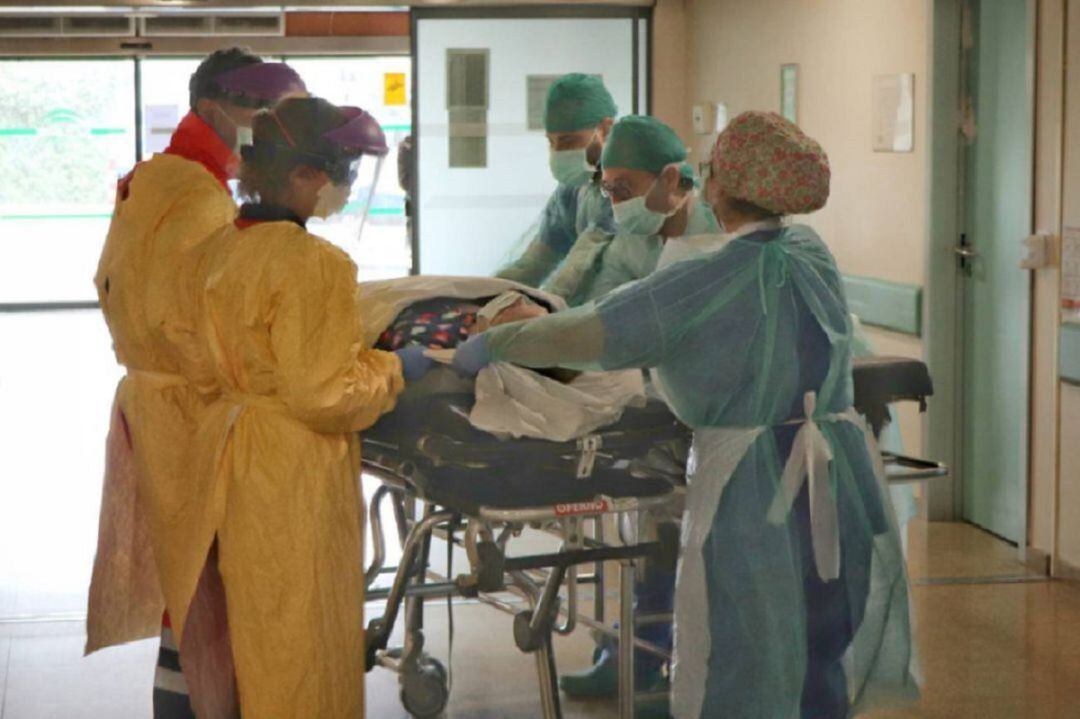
left=375, top=291, right=577, bottom=383
left=375, top=291, right=549, bottom=350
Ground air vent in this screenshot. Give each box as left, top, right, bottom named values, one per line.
left=0, top=16, right=61, bottom=35
left=141, top=15, right=212, bottom=36
left=139, top=13, right=284, bottom=37
left=0, top=14, right=135, bottom=37
left=213, top=14, right=283, bottom=36
left=62, top=16, right=135, bottom=36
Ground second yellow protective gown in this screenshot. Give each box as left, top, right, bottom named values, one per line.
left=89, top=150, right=237, bottom=653
left=186, top=216, right=404, bottom=718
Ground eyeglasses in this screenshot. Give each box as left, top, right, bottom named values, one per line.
left=600, top=182, right=636, bottom=203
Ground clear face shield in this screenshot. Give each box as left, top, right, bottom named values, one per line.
left=309, top=153, right=388, bottom=247
left=345, top=154, right=386, bottom=240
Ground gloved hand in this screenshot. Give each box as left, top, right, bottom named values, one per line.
left=451, top=334, right=492, bottom=377
left=395, top=344, right=434, bottom=382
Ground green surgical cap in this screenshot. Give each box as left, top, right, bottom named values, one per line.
left=601, top=115, right=687, bottom=174
left=544, top=74, right=618, bottom=133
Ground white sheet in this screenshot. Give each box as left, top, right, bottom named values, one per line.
left=357, top=275, right=645, bottom=441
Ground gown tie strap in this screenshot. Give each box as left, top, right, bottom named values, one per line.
left=766, top=391, right=841, bottom=581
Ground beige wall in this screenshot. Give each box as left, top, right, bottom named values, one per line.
left=658, top=0, right=930, bottom=448
left=681, top=0, right=930, bottom=290
left=652, top=0, right=692, bottom=142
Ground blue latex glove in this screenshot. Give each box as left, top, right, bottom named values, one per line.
left=395, top=344, right=434, bottom=382
left=451, top=334, right=492, bottom=377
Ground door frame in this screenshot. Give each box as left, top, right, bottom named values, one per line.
left=408, top=4, right=652, bottom=275
left=924, top=0, right=1037, bottom=553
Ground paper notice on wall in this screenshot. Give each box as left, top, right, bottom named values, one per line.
left=872, top=73, right=915, bottom=153
left=781, top=64, right=798, bottom=124
left=145, top=104, right=179, bottom=155
left=1063, top=227, right=1080, bottom=316
left=384, top=73, right=407, bottom=106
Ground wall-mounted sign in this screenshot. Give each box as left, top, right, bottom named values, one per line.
left=384, top=73, right=407, bottom=106
left=872, top=73, right=915, bottom=153
left=144, top=104, right=179, bottom=155
left=780, top=64, right=798, bottom=124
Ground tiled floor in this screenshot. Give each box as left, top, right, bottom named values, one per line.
left=905, top=518, right=1043, bottom=583
left=2, top=522, right=1078, bottom=718
left=871, top=580, right=1080, bottom=719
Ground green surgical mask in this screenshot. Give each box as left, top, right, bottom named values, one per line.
left=549, top=148, right=594, bottom=187
left=612, top=195, right=668, bottom=236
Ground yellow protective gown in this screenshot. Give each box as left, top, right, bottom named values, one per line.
left=187, top=218, right=404, bottom=718
left=89, top=152, right=237, bottom=653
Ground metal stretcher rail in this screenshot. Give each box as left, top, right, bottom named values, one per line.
left=362, top=462, right=676, bottom=719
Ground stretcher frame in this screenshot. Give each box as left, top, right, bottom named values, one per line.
left=361, top=452, right=678, bottom=719
left=359, top=353, right=949, bottom=719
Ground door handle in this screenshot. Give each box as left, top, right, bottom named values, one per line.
left=954, top=246, right=979, bottom=259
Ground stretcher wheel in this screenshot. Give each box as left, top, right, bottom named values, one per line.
left=401, top=656, right=449, bottom=718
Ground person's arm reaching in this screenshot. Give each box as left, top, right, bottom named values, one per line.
left=272, top=241, right=405, bottom=434
left=495, top=186, right=579, bottom=286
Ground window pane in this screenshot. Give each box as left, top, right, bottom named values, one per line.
left=0, top=59, right=136, bottom=303
left=285, top=57, right=413, bottom=279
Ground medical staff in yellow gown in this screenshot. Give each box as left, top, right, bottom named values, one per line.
left=88, top=51, right=306, bottom=665
left=183, top=96, right=412, bottom=718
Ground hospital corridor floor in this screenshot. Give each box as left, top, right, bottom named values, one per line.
left=0, top=520, right=1078, bottom=719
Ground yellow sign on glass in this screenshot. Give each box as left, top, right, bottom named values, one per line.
left=384, top=73, right=407, bottom=106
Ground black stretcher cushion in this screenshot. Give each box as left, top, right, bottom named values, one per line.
left=362, top=391, right=688, bottom=515
left=851, top=356, right=933, bottom=436
left=852, top=356, right=934, bottom=406
left=397, top=460, right=674, bottom=516
left=360, top=354, right=937, bottom=514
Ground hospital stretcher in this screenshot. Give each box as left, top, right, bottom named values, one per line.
left=361, top=356, right=945, bottom=719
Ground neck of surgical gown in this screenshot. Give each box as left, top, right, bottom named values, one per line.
left=544, top=196, right=720, bottom=307
left=495, top=178, right=615, bottom=287
left=483, top=225, right=918, bottom=718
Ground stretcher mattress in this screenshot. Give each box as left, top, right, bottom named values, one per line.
left=362, top=368, right=690, bottom=515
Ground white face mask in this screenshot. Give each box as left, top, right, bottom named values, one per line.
left=611, top=195, right=670, bottom=236
left=313, top=181, right=351, bottom=219
left=549, top=148, right=594, bottom=187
